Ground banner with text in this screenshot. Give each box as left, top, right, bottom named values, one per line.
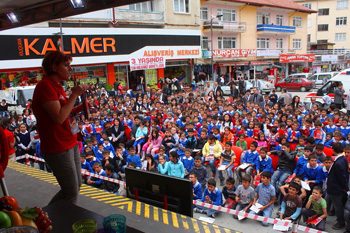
left=280, top=54, right=315, bottom=63
left=129, top=46, right=201, bottom=71
left=213, top=49, right=256, bottom=58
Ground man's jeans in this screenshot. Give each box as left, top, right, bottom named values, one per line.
left=271, top=169, right=291, bottom=198
left=218, top=160, right=234, bottom=180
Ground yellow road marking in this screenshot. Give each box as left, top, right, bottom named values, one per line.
left=224, top=228, right=231, bottom=233
left=202, top=221, right=211, bottom=233
left=171, top=212, right=179, bottom=228
left=105, top=198, right=129, bottom=203
left=162, top=210, right=169, bottom=225
left=153, top=207, right=159, bottom=222
left=96, top=196, right=120, bottom=201
left=181, top=216, right=189, bottom=230
left=213, top=225, right=221, bottom=233
left=191, top=219, right=200, bottom=233
left=136, top=202, right=141, bottom=215
left=144, top=204, right=150, bottom=218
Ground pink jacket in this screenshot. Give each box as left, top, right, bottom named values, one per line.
left=148, top=136, right=163, bottom=149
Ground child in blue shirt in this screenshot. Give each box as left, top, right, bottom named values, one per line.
left=127, top=147, right=142, bottom=169
left=236, top=141, right=259, bottom=183
left=325, top=117, right=337, bottom=134
left=287, top=122, right=301, bottom=144
left=177, top=132, right=188, bottom=157
left=87, top=162, right=106, bottom=188
left=189, top=173, right=202, bottom=200
left=103, top=138, right=116, bottom=157
left=302, top=154, right=323, bottom=192
left=194, top=178, right=223, bottom=218
left=133, top=120, right=148, bottom=154
left=311, top=121, right=326, bottom=145
left=321, top=157, right=333, bottom=192
left=154, top=146, right=169, bottom=162
left=181, top=148, right=194, bottom=178
left=80, top=154, right=93, bottom=173
left=255, top=147, right=274, bottom=175
left=293, top=145, right=314, bottom=176
left=167, top=151, right=185, bottom=178
left=249, top=171, right=275, bottom=226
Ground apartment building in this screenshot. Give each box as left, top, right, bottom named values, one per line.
left=200, top=0, right=315, bottom=78
left=295, top=0, right=350, bottom=72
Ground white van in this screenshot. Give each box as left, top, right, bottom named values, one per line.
left=0, top=86, right=35, bottom=115
left=308, top=72, right=339, bottom=87
left=304, top=69, right=350, bottom=107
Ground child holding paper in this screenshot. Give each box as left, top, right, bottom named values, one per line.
left=235, top=141, right=259, bottom=183
left=218, top=141, right=235, bottom=186
left=249, top=171, right=275, bottom=227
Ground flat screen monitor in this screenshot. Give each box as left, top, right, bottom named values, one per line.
left=125, top=168, right=193, bottom=217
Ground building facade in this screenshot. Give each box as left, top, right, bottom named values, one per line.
left=295, top=0, right=350, bottom=72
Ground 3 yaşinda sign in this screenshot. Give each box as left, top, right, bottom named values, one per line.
left=280, top=54, right=315, bottom=63
left=213, top=49, right=256, bottom=58
left=129, top=46, right=201, bottom=71
left=0, top=34, right=200, bottom=60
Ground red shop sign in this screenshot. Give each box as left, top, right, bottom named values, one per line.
left=213, top=49, right=256, bottom=58
left=280, top=54, right=315, bottom=63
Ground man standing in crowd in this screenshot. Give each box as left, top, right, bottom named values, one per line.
left=334, top=82, right=345, bottom=109
left=280, top=88, right=291, bottom=106
left=204, top=82, right=213, bottom=96
left=249, top=88, right=264, bottom=108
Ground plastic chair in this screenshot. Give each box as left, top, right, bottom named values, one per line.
left=244, top=137, right=255, bottom=149
left=231, top=146, right=242, bottom=169
left=270, top=154, right=279, bottom=171
left=290, top=143, right=298, bottom=152
left=323, top=146, right=334, bottom=157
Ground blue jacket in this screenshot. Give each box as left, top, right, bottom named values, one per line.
left=275, top=144, right=282, bottom=151
left=310, top=129, right=326, bottom=145
left=94, top=149, right=104, bottom=161
left=201, top=187, right=223, bottom=206
left=242, top=150, right=259, bottom=165
left=103, top=143, right=116, bottom=157
left=81, top=160, right=93, bottom=172
left=320, top=166, right=329, bottom=183
left=93, top=169, right=107, bottom=185
left=293, top=155, right=308, bottom=175
left=338, top=126, right=350, bottom=139
left=246, top=129, right=253, bottom=137
left=325, top=125, right=337, bottom=134
left=193, top=181, right=203, bottom=200
left=181, top=156, right=195, bottom=174
left=302, top=164, right=323, bottom=184
left=168, top=160, right=185, bottom=178
left=287, top=130, right=301, bottom=144
left=255, top=155, right=274, bottom=174
left=154, top=153, right=169, bottom=161
left=158, top=162, right=169, bottom=175
left=325, top=138, right=346, bottom=148
left=127, top=154, right=142, bottom=169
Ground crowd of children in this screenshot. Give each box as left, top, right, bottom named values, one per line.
left=5, top=81, right=350, bottom=232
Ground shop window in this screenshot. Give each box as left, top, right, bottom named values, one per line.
left=114, top=65, right=128, bottom=88
left=174, top=0, right=190, bottom=13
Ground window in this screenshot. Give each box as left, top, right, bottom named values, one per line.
left=129, top=1, right=153, bottom=11
left=302, top=3, right=312, bottom=9
left=318, top=24, right=329, bottom=31
left=276, top=38, right=283, bottom=49
left=218, top=37, right=236, bottom=49
left=276, top=15, right=283, bottom=26
left=293, top=39, right=302, bottom=49
left=307, top=34, right=311, bottom=42
left=317, top=39, right=328, bottom=43
left=217, top=9, right=236, bottom=22
left=336, top=17, right=347, bottom=25
left=257, top=12, right=270, bottom=24
left=200, top=7, right=208, bottom=20
left=202, top=36, right=209, bottom=49
left=293, top=16, right=302, bottom=27
left=257, top=38, right=270, bottom=49
left=318, top=8, right=329, bottom=15
left=337, top=0, right=348, bottom=9
left=335, top=33, right=346, bottom=41
left=307, top=19, right=312, bottom=28
left=174, top=0, right=189, bottom=13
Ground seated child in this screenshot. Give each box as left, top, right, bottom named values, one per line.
left=301, top=186, right=327, bottom=231
left=255, top=147, right=274, bottom=176
left=235, top=141, right=259, bottom=183
left=181, top=148, right=195, bottom=178
left=222, top=177, right=237, bottom=210
left=101, top=164, right=120, bottom=194
left=127, top=147, right=142, bottom=169
left=279, top=182, right=302, bottom=221
left=194, top=178, right=223, bottom=218
left=293, top=145, right=314, bottom=176
left=154, top=146, right=169, bottom=162
left=87, top=162, right=106, bottom=189
left=233, top=174, right=255, bottom=219
left=302, top=154, right=323, bottom=194
left=314, top=143, right=326, bottom=163
left=157, top=155, right=169, bottom=175
left=80, top=154, right=93, bottom=172
left=280, top=176, right=307, bottom=203
left=249, top=171, right=275, bottom=227
left=168, top=151, right=185, bottom=178
left=236, top=134, right=248, bottom=151
left=189, top=173, right=202, bottom=200
left=295, top=136, right=306, bottom=157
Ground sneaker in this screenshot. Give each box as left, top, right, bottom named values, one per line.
left=332, top=222, right=345, bottom=230
left=233, top=215, right=238, bottom=219
left=211, top=213, right=217, bottom=218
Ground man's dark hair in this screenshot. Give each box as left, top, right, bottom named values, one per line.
left=208, top=178, right=216, bottom=187
left=105, top=164, right=114, bottom=172
left=333, top=142, right=344, bottom=154
left=260, top=171, right=272, bottom=179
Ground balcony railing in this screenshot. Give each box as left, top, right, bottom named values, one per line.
left=114, top=8, right=164, bottom=22
left=257, top=24, right=295, bottom=34
left=203, top=21, right=246, bottom=33
left=307, top=49, right=350, bottom=55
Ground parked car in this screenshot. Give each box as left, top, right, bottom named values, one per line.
left=221, top=79, right=274, bottom=95
left=308, top=72, right=339, bottom=88
left=275, top=73, right=315, bottom=92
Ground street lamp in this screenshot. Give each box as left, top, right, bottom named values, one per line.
left=210, top=13, right=223, bottom=81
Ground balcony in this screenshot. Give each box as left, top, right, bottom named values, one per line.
left=114, top=8, right=164, bottom=23
left=257, top=24, right=295, bottom=35
left=203, top=21, right=246, bottom=33
left=307, top=49, right=350, bottom=55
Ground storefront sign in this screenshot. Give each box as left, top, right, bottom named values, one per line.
left=279, top=54, right=315, bottom=63
left=321, top=55, right=337, bottom=62
left=129, top=46, right=201, bottom=71
left=257, top=50, right=280, bottom=57
left=219, top=61, right=272, bottom=66
left=213, top=49, right=256, bottom=58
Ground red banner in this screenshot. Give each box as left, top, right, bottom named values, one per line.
left=213, top=49, right=256, bottom=58
left=280, top=54, right=315, bottom=63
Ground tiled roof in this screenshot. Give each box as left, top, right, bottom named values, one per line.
left=227, top=0, right=317, bottom=13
